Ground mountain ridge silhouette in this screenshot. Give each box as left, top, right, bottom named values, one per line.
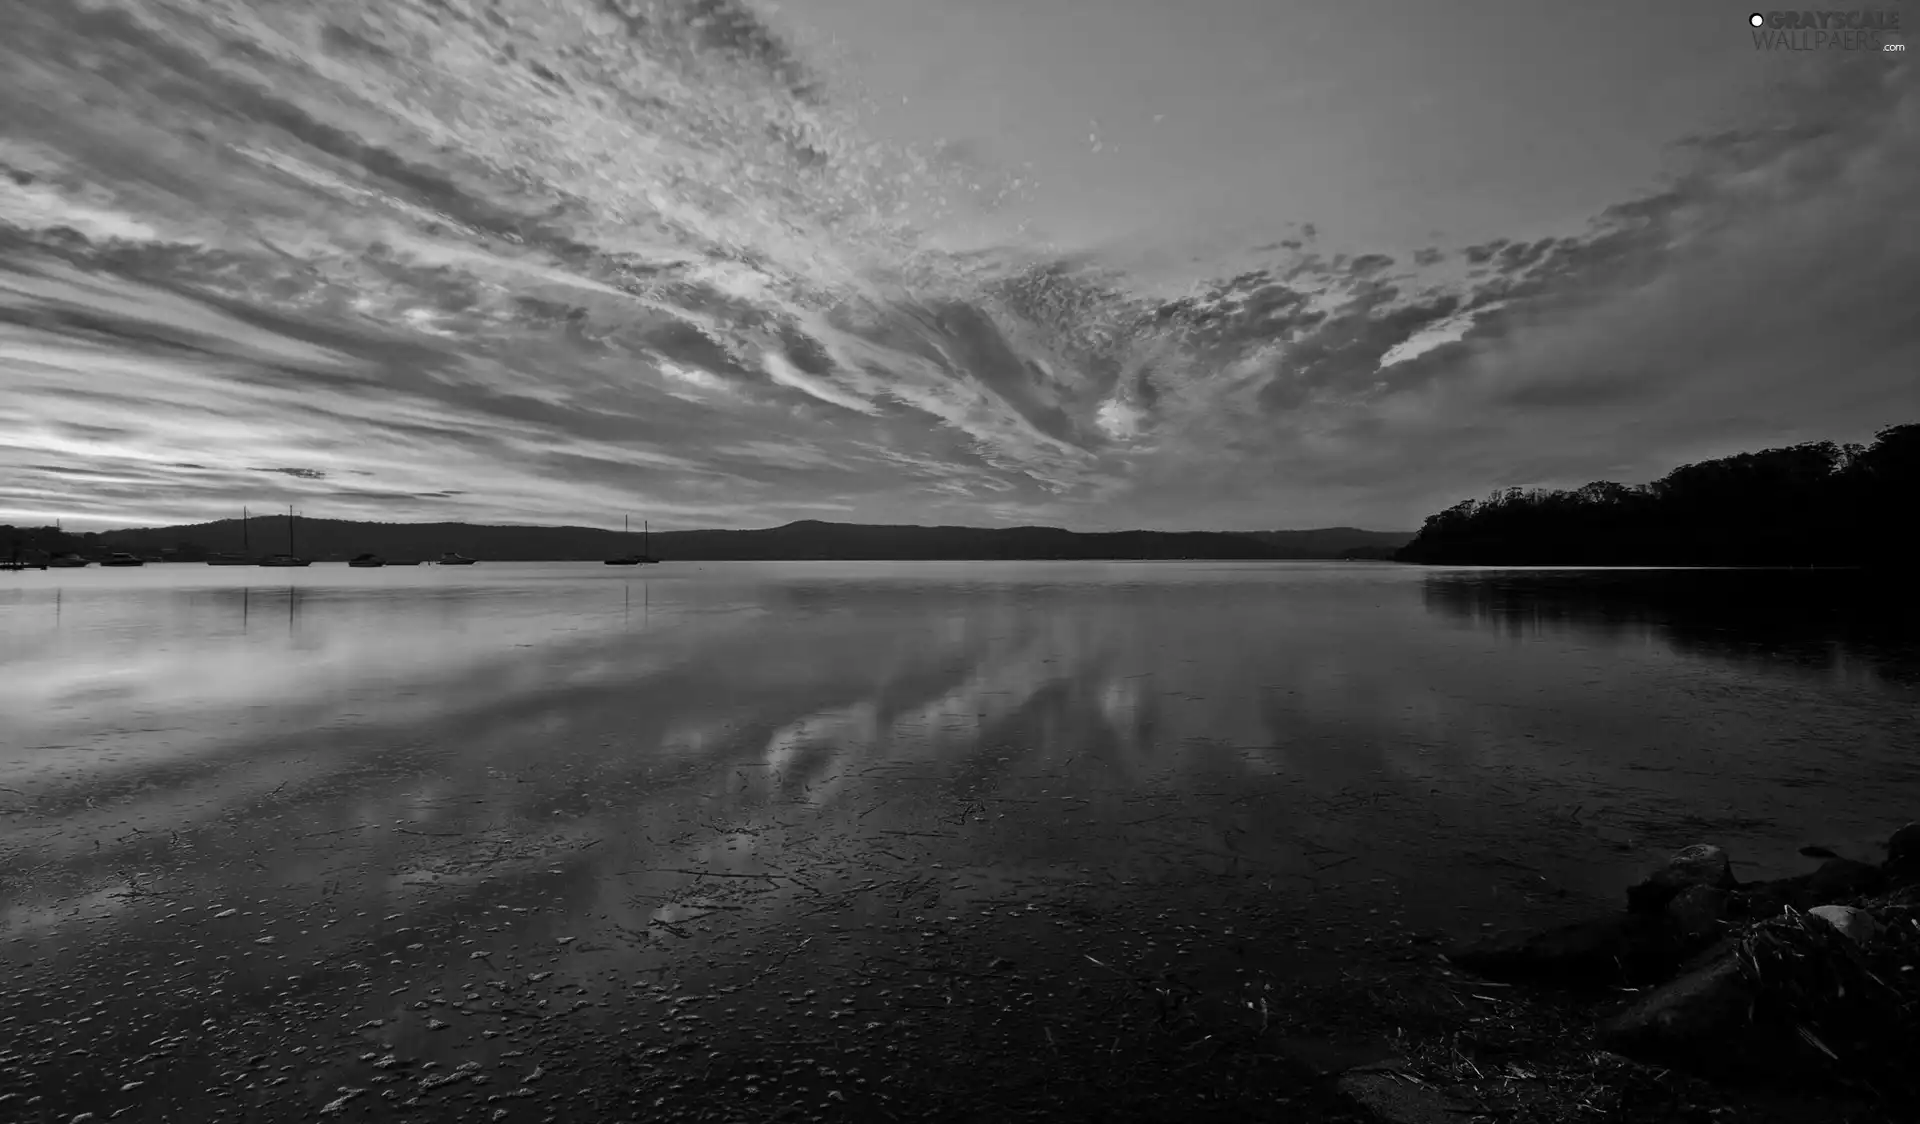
left=4, top=518, right=1413, bottom=562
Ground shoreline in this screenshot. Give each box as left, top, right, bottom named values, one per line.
left=3, top=884, right=1895, bottom=1122
left=6, top=788, right=1909, bottom=1123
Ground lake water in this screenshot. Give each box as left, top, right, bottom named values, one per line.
left=1, top=561, right=1916, bottom=1119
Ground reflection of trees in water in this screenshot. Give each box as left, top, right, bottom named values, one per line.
left=1421, top=571, right=1920, bottom=683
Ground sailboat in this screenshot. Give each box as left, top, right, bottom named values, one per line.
left=207, top=507, right=253, bottom=564
left=258, top=504, right=311, bottom=567
left=1, top=541, right=46, bottom=570
left=604, top=517, right=659, bottom=565
left=47, top=519, right=89, bottom=566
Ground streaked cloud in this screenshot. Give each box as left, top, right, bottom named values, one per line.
left=0, top=2, right=1911, bottom=531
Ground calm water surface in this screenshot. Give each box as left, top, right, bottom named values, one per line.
left=1, top=561, right=1915, bottom=1119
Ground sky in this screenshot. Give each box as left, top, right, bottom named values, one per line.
left=0, top=0, right=1914, bottom=533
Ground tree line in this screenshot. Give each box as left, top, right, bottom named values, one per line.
left=1397, top=423, right=1918, bottom=566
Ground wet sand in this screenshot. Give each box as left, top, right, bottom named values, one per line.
left=2, top=563, right=1915, bottom=1121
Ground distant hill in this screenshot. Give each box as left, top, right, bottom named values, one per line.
left=1238, top=528, right=1415, bottom=558
left=3, top=518, right=1413, bottom=562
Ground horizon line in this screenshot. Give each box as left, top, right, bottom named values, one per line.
left=3, top=515, right=1416, bottom=537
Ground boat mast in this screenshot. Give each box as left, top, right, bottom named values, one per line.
left=242, top=506, right=249, bottom=555
left=288, top=504, right=295, bottom=558
left=644, top=520, right=649, bottom=556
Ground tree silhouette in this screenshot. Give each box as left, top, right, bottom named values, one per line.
left=1398, top=423, right=1917, bottom=566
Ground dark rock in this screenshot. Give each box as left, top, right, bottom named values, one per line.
left=1274, top=1036, right=1402, bottom=1078
left=1728, top=875, right=1807, bottom=921
left=1338, top=1066, right=1474, bottom=1124
left=1884, top=822, right=1920, bottom=886
left=1732, top=863, right=1878, bottom=914
left=1666, top=885, right=1730, bottom=945
left=1806, top=858, right=1885, bottom=904
left=1598, top=949, right=1791, bottom=1080
left=1446, top=913, right=1677, bottom=988
left=1675, top=936, right=1738, bottom=976
left=1627, top=844, right=1738, bottom=915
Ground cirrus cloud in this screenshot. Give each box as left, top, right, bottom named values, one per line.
left=0, top=2, right=1911, bottom=533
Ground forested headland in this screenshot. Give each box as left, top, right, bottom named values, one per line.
left=1397, top=423, right=1918, bottom=566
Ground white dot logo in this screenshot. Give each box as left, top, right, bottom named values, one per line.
left=1749, top=12, right=1766, bottom=26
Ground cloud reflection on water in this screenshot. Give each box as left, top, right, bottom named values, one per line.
left=1, top=562, right=1916, bottom=1124
left=3, top=562, right=1916, bottom=942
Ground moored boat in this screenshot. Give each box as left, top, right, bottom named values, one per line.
left=209, top=507, right=253, bottom=564
left=257, top=505, right=310, bottom=566
left=347, top=553, right=386, bottom=568
left=3, top=542, right=46, bottom=570
left=437, top=552, right=477, bottom=565
left=604, top=516, right=659, bottom=565
left=99, top=552, right=145, bottom=567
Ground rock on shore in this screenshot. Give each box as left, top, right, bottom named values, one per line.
left=1447, top=821, right=1920, bottom=1106
left=1447, top=824, right=1917, bottom=991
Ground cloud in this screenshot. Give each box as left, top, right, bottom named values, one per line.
left=760, top=349, right=878, bottom=415
left=1093, top=397, right=1146, bottom=440
left=710, top=439, right=851, bottom=470
left=1346, top=253, right=1395, bottom=277
left=1462, top=239, right=1506, bottom=266
left=1256, top=286, right=1464, bottom=412
left=1291, top=58, right=1920, bottom=519
left=0, top=5, right=1911, bottom=533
